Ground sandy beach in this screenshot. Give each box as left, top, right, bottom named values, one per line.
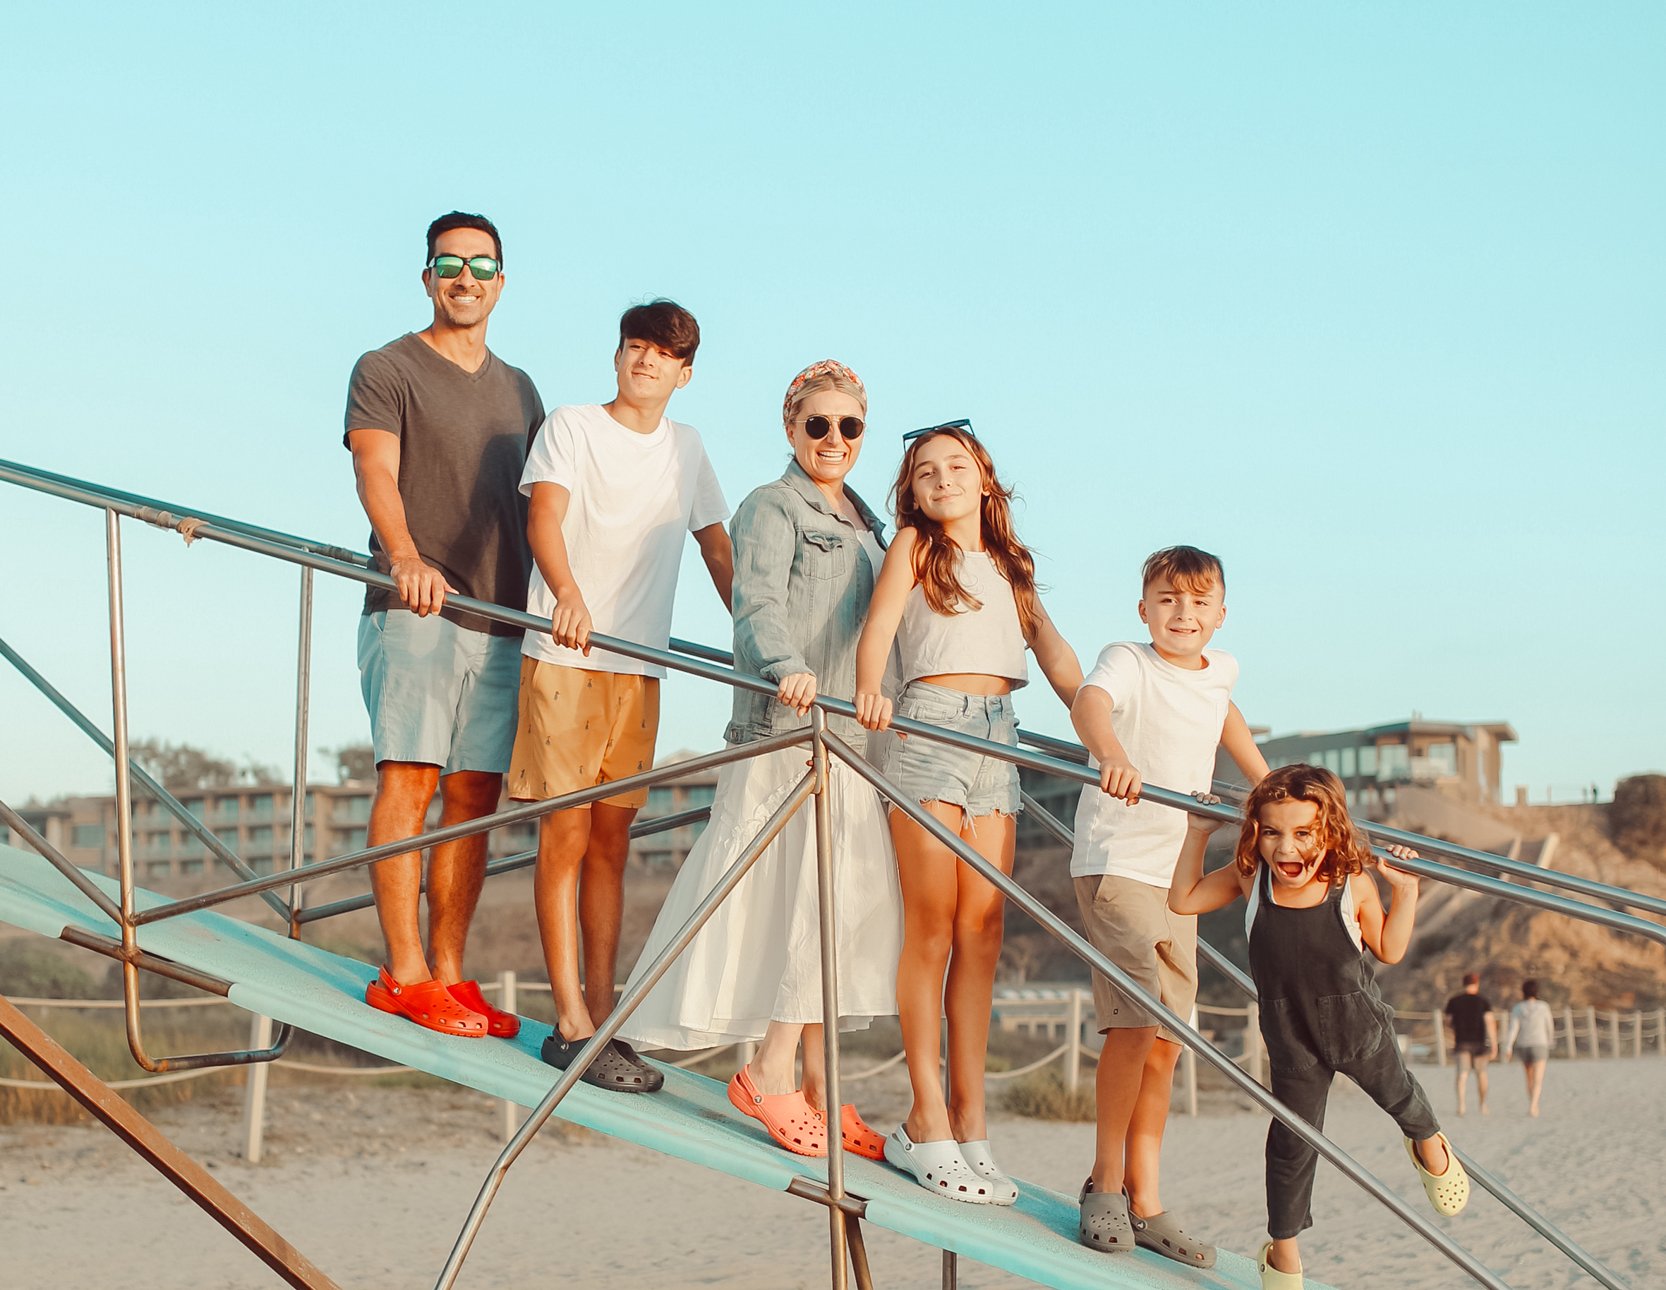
left=2, top=1052, right=1659, bottom=1289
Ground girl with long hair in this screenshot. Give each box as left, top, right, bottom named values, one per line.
left=854, top=424, right=1083, bottom=1204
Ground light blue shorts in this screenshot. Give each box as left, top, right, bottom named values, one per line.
left=356, top=611, right=521, bottom=774
left=882, top=681, right=1022, bottom=819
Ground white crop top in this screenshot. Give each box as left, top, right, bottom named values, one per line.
left=897, top=549, right=1028, bottom=687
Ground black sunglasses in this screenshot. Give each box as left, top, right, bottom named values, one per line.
left=801, top=414, right=865, bottom=440
left=427, top=254, right=501, bottom=281
left=902, top=417, right=974, bottom=444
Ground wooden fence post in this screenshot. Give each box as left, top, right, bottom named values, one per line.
left=1586, top=1006, right=1599, bottom=1060
left=1563, top=1006, right=1577, bottom=1058
left=1431, top=1007, right=1446, bottom=1067
left=1634, top=1011, right=1644, bottom=1060
left=1609, top=1010, right=1621, bottom=1060
left=1658, top=1009, right=1665, bottom=1057
left=240, top=1012, right=274, bottom=1163
left=1183, top=1006, right=1198, bottom=1118
left=500, top=970, right=518, bottom=1144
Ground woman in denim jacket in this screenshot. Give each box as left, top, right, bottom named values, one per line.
left=620, top=360, right=902, bottom=1161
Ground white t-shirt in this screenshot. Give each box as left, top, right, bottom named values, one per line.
left=1069, top=641, right=1239, bottom=884
left=520, top=403, right=728, bottom=677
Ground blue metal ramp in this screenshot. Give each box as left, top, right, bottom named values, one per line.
left=0, top=844, right=1324, bottom=1289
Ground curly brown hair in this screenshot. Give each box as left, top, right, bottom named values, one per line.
left=889, top=427, right=1041, bottom=637
left=1233, top=763, right=1372, bottom=886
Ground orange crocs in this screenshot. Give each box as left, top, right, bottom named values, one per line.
left=840, top=1104, right=887, bottom=1160
left=727, top=1066, right=828, bottom=1157
left=446, top=979, right=521, bottom=1038
left=365, top=967, right=487, bottom=1038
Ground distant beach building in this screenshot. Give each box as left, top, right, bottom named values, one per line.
left=1255, top=718, right=1517, bottom=812
left=1015, top=715, right=1516, bottom=850
left=3, top=755, right=720, bottom=890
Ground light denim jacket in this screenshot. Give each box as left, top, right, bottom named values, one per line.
left=725, top=461, right=886, bottom=753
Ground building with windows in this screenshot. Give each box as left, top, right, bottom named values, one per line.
left=3, top=754, right=721, bottom=890
left=1257, top=718, right=1516, bottom=812
left=1013, top=715, right=1516, bottom=849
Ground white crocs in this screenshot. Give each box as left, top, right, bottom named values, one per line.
left=956, top=1138, right=1019, bottom=1206
left=883, top=1126, right=996, bottom=1204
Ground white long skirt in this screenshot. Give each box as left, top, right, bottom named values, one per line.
left=617, top=744, right=902, bottom=1051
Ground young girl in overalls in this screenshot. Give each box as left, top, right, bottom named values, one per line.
left=1169, top=763, right=1469, bottom=1288
left=855, top=423, right=1083, bottom=1204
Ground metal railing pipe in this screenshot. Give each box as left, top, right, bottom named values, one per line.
left=293, top=806, right=715, bottom=925
left=0, top=798, right=123, bottom=925
left=131, top=731, right=809, bottom=925
left=0, top=635, right=292, bottom=921
left=288, top=567, right=313, bottom=919
left=810, top=709, right=849, bottom=1290
left=435, top=772, right=818, bottom=1290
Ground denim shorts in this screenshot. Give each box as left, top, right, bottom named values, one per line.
left=357, top=611, right=521, bottom=774
left=882, top=681, right=1021, bottom=819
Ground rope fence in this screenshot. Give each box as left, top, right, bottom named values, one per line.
left=8, top=978, right=1663, bottom=1135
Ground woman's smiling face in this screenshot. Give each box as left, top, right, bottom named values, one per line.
left=786, top=388, right=865, bottom=488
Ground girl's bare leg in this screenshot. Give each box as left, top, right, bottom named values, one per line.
left=799, top=1024, right=827, bottom=1112
left=944, top=811, right=1015, bottom=1142
left=892, top=802, right=967, bottom=1143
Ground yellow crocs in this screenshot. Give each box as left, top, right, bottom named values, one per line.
left=1405, top=1131, right=1470, bottom=1216
left=1258, top=1242, right=1303, bottom=1289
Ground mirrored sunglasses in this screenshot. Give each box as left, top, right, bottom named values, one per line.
left=427, top=254, right=501, bottom=281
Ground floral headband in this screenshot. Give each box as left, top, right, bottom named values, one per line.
left=781, top=358, right=866, bottom=425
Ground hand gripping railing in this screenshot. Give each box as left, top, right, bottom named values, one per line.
left=3, top=455, right=1651, bottom=1289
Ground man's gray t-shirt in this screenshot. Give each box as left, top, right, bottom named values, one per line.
left=343, top=333, right=544, bottom=636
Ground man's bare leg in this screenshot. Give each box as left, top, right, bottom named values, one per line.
left=366, top=761, right=441, bottom=985
left=426, top=770, right=502, bottom=984
left=1455, top=1050, right=1472, bottom=1116
left=578, top=802, right=638, bottom=1028
left=534, top=806, right=594, bottom=1040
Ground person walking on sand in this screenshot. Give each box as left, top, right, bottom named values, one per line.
left=1444, top=972, right=1497, bottom=1115
left=1503, top=978, right=1555, bottom=1117
left=347, top=211, right=544, bottom=1040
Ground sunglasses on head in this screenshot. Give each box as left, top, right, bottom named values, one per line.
left=801, top=414, right=865, bottom=440
left=427, top=254, right=501, bottom=281
left=902, top=418, right=974, bottom=444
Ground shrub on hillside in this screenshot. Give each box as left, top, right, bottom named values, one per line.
left=1608, top=774, right=1666, bottom=860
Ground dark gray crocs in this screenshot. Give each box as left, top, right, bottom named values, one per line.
left=540, top=1031, right=664, bottom=1093
left=1132, top=1207, right=1217, bottom=1268
left=1077, top=1180, right=1135, bottom=1254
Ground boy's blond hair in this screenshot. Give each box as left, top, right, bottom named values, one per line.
left=1141, top=545, right=1224, bottom=596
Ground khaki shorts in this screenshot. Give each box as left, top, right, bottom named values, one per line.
left=507, top=659, right=660, bottom=809
left=1074, top=873, right=1198, bottom=1043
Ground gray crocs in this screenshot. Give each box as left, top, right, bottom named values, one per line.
left=1077, top=1180, right=1135, bottom=1254
left=1132, top=1207, right=1217, bottom=1268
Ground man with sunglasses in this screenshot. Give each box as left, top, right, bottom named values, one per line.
left=343, top=211, right=545, bottom=1039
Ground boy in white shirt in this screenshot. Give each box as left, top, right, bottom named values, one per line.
left=510, top=299, right=733, bottom=1091
left=1069, top=545, right=1267, bottom=1262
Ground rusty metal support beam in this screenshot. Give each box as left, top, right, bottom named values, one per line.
left=0, top=992, right=338, bottom=1290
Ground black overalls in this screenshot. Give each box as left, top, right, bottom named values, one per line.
left=1247, top=864, right=1440, bottom=1238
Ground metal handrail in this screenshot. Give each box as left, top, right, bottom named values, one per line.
left=2, top=456, right=1646, bottom=1289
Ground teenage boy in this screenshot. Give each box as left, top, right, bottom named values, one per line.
left=1069, top=545, right=1267, bottom=1264
left=1445, top=972, right=1497, bottom=1115
left=510, top=299, right=732, bottom=1091
left=346, top=212, right=544, bottom=1039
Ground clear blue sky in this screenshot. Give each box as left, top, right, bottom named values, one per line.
left=3, top=3, right=1662, bottom=806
